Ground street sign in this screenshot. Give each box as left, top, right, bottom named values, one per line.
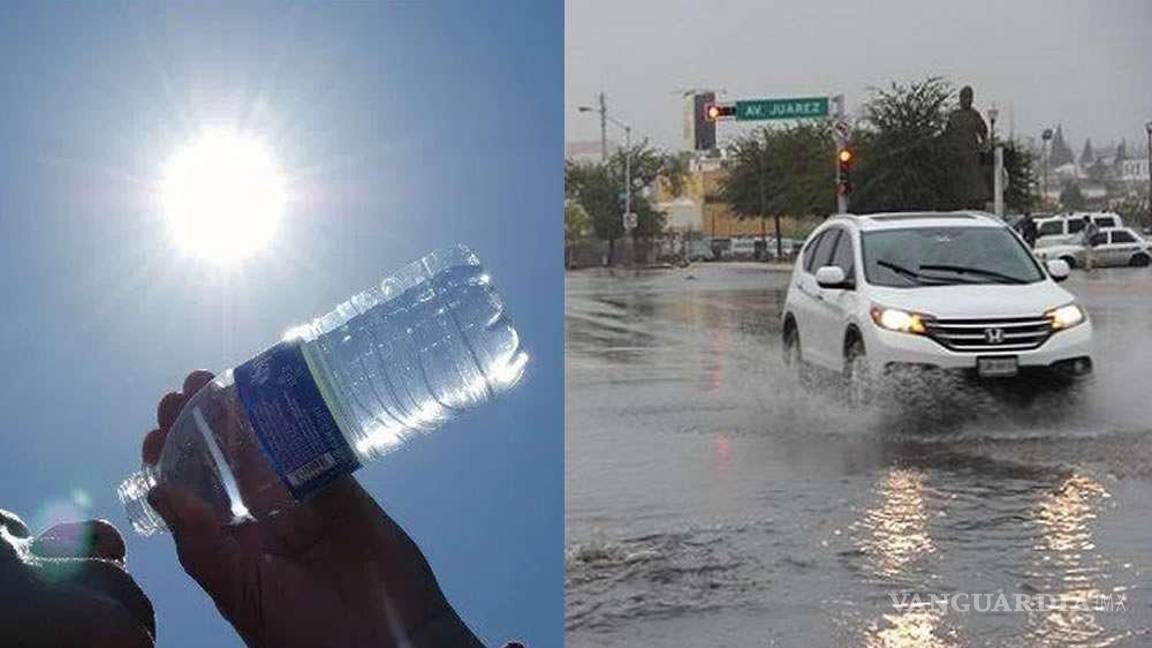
left=735, top=97, right=829, bottom=121
left=832, top=119, right=852, bottom=145
left=623, top=212, right=638, bottom=231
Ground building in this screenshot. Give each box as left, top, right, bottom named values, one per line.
left=1119, top=158, right=1150, bottom=183
left=653, top=154, right=820, bottom=239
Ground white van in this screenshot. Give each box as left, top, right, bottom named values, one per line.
left=1034, top=212, right=1122, bottom=247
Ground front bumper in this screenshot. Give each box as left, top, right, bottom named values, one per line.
left=864, top=319, right=1094, bottom=380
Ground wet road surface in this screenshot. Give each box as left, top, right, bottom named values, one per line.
left=566, top=263, right=1152, bottom=647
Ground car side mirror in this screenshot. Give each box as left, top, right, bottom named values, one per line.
left=1046, top=259, right=1071, bottom=282
left=815, top=265, right=849, bottom=288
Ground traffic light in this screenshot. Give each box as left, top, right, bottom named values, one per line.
left=691, top=92, right=717, bottom=151
left=704, top=102, right=735, bottom=122
left=837, top=147, right=854, bottom=194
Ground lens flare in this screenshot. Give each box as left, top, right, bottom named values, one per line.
left=159, top=129, right=286, bottom=264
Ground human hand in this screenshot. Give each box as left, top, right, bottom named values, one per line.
left=0, top=510, right=154, bottom=647
left=143, top=370, right=483, bottom=648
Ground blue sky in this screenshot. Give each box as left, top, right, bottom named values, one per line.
left=0, top=2, right=562, bottom=646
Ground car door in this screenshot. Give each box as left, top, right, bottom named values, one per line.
left=791, top=231, right=825, bottom=358
left=1065, top=218, right=1085, bottom=245
left=796, top=228, right=843, bottom=369
left=1107, top=229, right=1141, bottom=266
left=1087, top=230, right=1105, bottom=264
left=1036, top=219, right=1064, bottom=246
left=811, top=228, right=860, bottom=372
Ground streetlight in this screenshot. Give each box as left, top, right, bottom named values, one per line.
left=577, top=102, right=634, bottom=245
left=987, top=106, right=998, bottom=149
left=1041, top=127, right=1054, bottom=209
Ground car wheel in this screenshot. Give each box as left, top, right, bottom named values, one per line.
left=1061, top=255, right=1077, bottom=269
left=1129, top=253, right=1150, bottom=267
left=844, top=338, right=873, bottom=407
left=783, top=325, right=800, bottom=367
left=783, top=324, right=811, bottom=386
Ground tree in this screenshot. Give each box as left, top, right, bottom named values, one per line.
left=565, top=160, right=621, bottom=263
left=1059, top=182, right=1086, bottom=211
left=719, top=122, right=834, bottom=218
left=564, top=200, right=592, bottom=268
left=1002, top=140, right=1038, bottom=213
left=850, top=77, right=959, bottom=212
left=848, top=77, right=1037, bottom=215
left=1079, top=138, right=1094, bottom=166
left=1115, top=139, right=1128, bottom=162
left=717, top=122, right=834, bottom=256
left=1050, top=125, right=1074, bottom=166
left=564, top=142, right=689, bottom=264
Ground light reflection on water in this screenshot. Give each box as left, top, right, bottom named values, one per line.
left=1027, top=473, right=1122, bottom=648
left=856, top=467, right=936, bottom=579
left=863, top=606, right=957, bottom=648
left=855, top=466, right=953, bottom=648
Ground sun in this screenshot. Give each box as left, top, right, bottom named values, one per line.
left=159, top=130, right=286, bottom=264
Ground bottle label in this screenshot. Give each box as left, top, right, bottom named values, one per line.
left=234, top=340, right=361, bottom=499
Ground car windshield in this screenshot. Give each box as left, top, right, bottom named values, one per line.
left=861, top=226, right=1045, bottom=287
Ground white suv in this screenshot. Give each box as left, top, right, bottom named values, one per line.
left=782, top=212, right=1094, bottom=403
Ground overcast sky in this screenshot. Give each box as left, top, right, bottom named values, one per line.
left=566, top=0, right=1152, bottom=154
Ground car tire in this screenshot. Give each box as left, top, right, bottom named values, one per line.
left=1061, top=255, right=1077, bottom=269
left=1129, top=253, right=1150, bottom=267
left=783, top=324, right=811, bottom=386
left=844, top=338, right=873, bottom=407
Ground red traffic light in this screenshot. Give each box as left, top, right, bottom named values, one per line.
left=704, top=103, right=735, bottom=122
left=838, top=148, right=854, bottom=164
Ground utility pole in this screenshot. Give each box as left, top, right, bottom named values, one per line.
left=623, top=125, right=632, bottom=232
left=1041, top=128, right=1054, bottom=210
left=599, top=92, right=608, bottom=163
left=1145, top=121, right=1152, bottom=227
left=577, top=99, right=635, bottom=261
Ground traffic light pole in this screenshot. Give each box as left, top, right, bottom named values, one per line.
left=832, top=94, right=849, bottom=214
left=993, top=145, right=1004, bottom=217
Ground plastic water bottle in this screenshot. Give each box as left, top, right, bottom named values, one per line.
left=118, top=244, right=528, bottom=535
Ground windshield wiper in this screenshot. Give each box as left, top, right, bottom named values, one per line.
left=875, top=259, right=960, bottom=286
left=917, top=263, right=1029, bottom=285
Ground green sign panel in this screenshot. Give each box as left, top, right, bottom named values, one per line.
left=735, top=97, right=829, bottom=121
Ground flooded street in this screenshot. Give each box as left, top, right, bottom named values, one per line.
left=566, top=263, right=1152, bottom=647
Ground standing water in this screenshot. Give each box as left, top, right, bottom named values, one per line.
left=119, top=244, right=528, bottom=535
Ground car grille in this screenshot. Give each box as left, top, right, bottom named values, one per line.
left=922, top=316, right=1053, bottom=352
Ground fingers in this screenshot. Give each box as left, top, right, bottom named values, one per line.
left=145, top=370, right=214, bottom=464
left=32, top=519, right=126, bottom=563
left=142, top=428, right=165, bottom=465
left=148, top=484, right=244, bottom=611
left=182, top=370, right=215, bottom=397
left=157, top=391, right=185, bottom=431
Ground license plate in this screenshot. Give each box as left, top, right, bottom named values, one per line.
left=978, top=356, right=1018, bottom=378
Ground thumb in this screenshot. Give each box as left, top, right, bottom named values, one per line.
left=148, top=483, right=246, bottom=613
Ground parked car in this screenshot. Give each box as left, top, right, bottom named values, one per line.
left=1087, top=227, right=1151, bottom=267
left=1033, top=243, right=1086, bottom=270
left=684, top=238, right=712, bottom=262
left=1034, top=212, right=1122, bottom=247
left=709, top=237, right=731, bottom=260
left=729, top=237, right=758, bottom=260
left=782, top=211, right=1093, bottom=404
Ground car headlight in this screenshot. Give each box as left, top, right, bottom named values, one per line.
left=870, top=306, right=928, bottom=334
left=1046, top=303, right=1085, bottom=330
